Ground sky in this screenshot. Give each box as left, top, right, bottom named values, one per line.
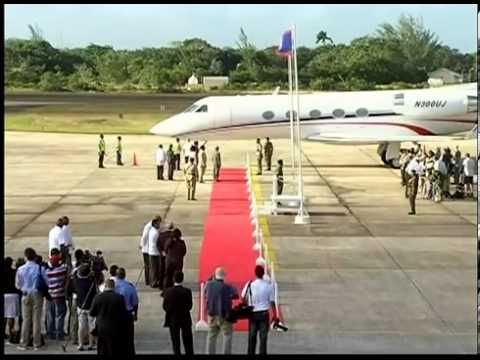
left=4, top=4, right=478, bottom=53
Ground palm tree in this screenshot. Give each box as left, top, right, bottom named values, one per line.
left=315, top=31, right=333, bottom=46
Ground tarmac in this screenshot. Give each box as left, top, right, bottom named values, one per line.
left=4, top=131, right=477, bottom=354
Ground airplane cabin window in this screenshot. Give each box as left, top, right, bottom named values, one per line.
left=332, top=109, right=345, bottom=118
left=309, top=109, right=321, bottom=118
left=262, top=111, right=275, bottom=120
left=355, top=108, right=369, bottom=117
left=196, top=105, right=208, bottom=113
left=393, top=93, right=404, bottom=106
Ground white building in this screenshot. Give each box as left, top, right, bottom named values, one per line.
left=186, top=73, right=200, bottom=90
left=202, top=76, right=229, bottom=90
left=428, top=68, right=463, bottom=87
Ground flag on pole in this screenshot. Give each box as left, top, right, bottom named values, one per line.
left=277, top=30, right=292, bottom=56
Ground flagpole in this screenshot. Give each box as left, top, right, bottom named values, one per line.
left=292, top=24, right=310, bottom=224
left=288, top=53, right=295, bottom=175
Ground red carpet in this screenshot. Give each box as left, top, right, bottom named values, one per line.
left=197, top=168, right=257, bottom=331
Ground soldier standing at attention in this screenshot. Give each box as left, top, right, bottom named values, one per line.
left=175, top=138, right=182, bottom=171
left=407, top=169, right=419, bottom=215
left=264, top=137, right=274, bottom=171
left=193, top=141, right=200, bottom=165
left=275, top=159, right=284, bottom=195
left=200, top=145, right=207, bottom=183
left=98, top=134, right=106, bottom=168
left=184, top=158, right=198, bottom=200
left=256, top=138, right=263, bottom=175
left=212, top=146, right=221, bottom=182
left=116, top=136, right=124, bottom=166
left=167, top=145, right=176, bottom=181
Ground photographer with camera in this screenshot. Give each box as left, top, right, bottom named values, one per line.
left=72, top=264, right=97, bottom=351
left=241, top=265, right=278, bottom=355
left=84, top=250, right=108, bottom=286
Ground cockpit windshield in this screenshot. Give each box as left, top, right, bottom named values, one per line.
left=183, top=105, right=199, bottom=113
left=196, top=104, right=208, bottom=113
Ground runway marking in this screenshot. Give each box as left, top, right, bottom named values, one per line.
left=250, top=163, right=278, bottom=267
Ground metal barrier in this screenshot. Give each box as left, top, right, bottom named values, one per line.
left=245, top=152, right=282, bottom=324
left=195, top=152, right=284, bottom=332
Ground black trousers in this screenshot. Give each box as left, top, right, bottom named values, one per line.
left=149, top=255, right=160, bottom=287
left=164, top=261, right=182, bottom=290
left=168, top=163, right=175, bottom=180
left=409, top=193, right=417, bottom=213
left=184, top=156, right=189, bottom=164
left=175, top=154, right=181, bottom=170
left=159, top=256, right=166, bottom=290
left=97, top=335, right=123, bottom=356
left=157, top=165, right=164, bottom=180
left=169, top=325, right=194, bottom=355
left=116, top=151, right=123, bottom=165
left=125, top=313, right=135, bottom=355
left=248, top=311, right=269, bottom=355
left=266, top=154, right=272, bottom=170
left=277, top=180, right=283, bottom=195
left=98, top=152, right=105, bottom=168
left=142, top=253, right=150, bottom=286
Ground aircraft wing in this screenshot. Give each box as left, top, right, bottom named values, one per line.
left=307, top=133, right=468, bottom=143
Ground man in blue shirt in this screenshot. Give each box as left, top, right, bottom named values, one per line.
left=204, top=267, right=239, bottom=354
left=114, top=268, right=139, bottom=355
left=15, top=247, right=48, bottom=350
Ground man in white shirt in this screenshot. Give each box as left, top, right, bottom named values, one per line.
left=241, top=265, right=278, bottom=355
left=182, top=139, right=191, bottom=164
left=405, top=155, right=421, bottom=176
left=463, top=153, right=475, bottom=197
left=156, top=145, right=166, bottom=180
left=148, top=218, right=161, bottom=288
left=49, top=218, right=64, bottom=253
left=139, top=215, right=161, bottom=286
left=60, top=216, right=74, bottom=269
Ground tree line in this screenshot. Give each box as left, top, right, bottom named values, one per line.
left=4, top=15, right=476, bottom=93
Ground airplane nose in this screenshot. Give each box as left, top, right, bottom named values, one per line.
left=149, top=116, right=178, bottom=137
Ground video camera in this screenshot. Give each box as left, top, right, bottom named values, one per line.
left=271, top=319, right=288, bottom=332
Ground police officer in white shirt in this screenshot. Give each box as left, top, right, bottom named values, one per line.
left=139, top=215, right=161, bottom=286
left=48, top=218, right=64, bottom=253
left=241, top=265, right=278, bottom=355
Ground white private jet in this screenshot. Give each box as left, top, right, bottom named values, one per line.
left=150, top=82, right=477, bottom=167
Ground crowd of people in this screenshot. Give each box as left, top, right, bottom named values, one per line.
left=5, top=214, right=282, bottom=355
left=399, top=144, right=477, bottom=215
left=155, top=138, right=222, bottom=200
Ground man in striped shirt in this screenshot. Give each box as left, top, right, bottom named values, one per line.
left=46, top=248, right=68, bottom=341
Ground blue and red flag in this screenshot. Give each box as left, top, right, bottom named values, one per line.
left=276, top=30, right=292, bottom=57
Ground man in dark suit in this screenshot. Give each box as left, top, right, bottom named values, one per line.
left=162, top=271, right=194, bottom=355
left=163, top=228, right=187, bottom=291
left=89, top=279, right=129, bottom=356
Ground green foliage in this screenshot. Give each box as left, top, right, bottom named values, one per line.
left=5, top=15, right=476, bottom=93
left=38, top=71, right=66, bottom=91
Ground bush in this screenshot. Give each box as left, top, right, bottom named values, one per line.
left=38, top=72, right=66, bottom=91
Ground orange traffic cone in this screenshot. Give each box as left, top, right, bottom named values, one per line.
left=133, top=152, right=138, bottom=166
